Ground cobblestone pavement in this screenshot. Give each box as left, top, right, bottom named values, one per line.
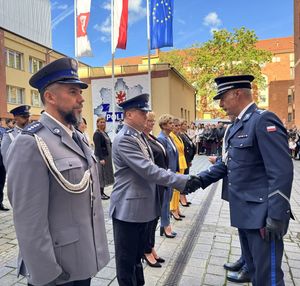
left=0, top=155, right=300, bottom=285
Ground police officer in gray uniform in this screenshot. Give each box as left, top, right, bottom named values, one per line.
left=109, top=93, right=202, bottom=286
left=1, top=105, right=31, bottom=167
left=198, top=75, right=293, bottom=286
left=6, top=57, right=110, bottom=286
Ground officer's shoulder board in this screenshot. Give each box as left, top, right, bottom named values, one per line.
left=22, top=122, right=44, bottom=136
left=255, top=109, right=267, bottom=115
left=124, top=129, right=139, bottom=137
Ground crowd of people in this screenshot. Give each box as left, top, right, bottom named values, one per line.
left=0, top=57, right=295, bottom=286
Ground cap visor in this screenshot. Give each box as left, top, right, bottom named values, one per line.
left=56, top=79, right=88, bottom=89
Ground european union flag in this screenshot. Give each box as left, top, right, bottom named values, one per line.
left=150, top=0, right=173, bottom=49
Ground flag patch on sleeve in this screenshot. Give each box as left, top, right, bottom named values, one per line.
left=266, top=126, right=277, bottom=132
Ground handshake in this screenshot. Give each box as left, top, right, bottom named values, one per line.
left=182, top=175, right=203, bottom=194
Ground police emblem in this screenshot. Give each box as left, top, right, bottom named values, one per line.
left=71, top=59, right=78, bottom=70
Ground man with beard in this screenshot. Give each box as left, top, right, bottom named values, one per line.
left=1, top=105, right=31, bottom=167
left=6, top=57, right=109, bottom=286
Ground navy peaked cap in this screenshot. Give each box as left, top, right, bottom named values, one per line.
left=29, top=57, right=88, bottom=92
left=10, top=105, right=31, bottom=116
left=213, top=75, right=254, bottom=100
left=118, top=93, right=150, bottom=111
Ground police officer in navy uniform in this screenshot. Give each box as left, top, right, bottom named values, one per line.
left=6, top=57, right=110, bottom=286
left=198, top=75, right=293, bottom=286
left=1, top=105, right=31, bottom=167
left=109, top=93, right=202, bottom=286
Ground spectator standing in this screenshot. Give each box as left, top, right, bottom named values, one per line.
left=157, top=114, right=179, bottom=238
left=142, top=112, right=167, bottom=267
left=93, top=116, right=114, bottom=200
left=169, top=118, right=188, bottom=220
left=0, top=119, right=9, bottom=211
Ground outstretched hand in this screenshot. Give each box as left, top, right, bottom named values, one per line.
left=264, top=217, right=287, bottom=242
left=183, top=175, right=203, bottom=194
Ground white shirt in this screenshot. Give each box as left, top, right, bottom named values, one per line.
left=237, top=102, right=255, bottom=120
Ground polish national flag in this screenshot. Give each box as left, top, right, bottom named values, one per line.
left=112, top=0, right=128, bottom=52
left=76, top=0, right=92, bottom=57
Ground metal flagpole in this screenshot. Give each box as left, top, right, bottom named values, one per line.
left=74, top=0, right=77, bottom=59
left=111, top=0, right=116, bottom=141
left=146, top=0, right=152, bottom=108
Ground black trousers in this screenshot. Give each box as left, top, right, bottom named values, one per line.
left=0, top=161, right=6, bottom=204
left=239, top=228, right=284, bottom=286
left=113, top=218, right=147, bottom=286
left=144, top=217, right=159, bottom=254
left=28, top=278, right=91, bottom=286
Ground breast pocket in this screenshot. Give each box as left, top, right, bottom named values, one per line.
left=54, top=157, right=85, bottom=184
left=231, top=139, right=254, bottom=161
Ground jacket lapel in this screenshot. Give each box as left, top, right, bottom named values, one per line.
left=226, top=103, right=257, bottom=144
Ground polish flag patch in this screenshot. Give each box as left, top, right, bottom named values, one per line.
left=266, top=126, right=277, bottom=132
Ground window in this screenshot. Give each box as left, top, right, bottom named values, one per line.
left=272, top=56, right=280, bottom=63
left=5, top=49, right=23, bottom=70
left=7, top=85, right=25, bottom=104
left=288, top=113, right=293, bottom=122
left=29, top=57, right=45, bottom=74
left=288, top=95, right=292, bottom=104
left=31, top=90, right=42, bottom=107
left=180, top=108, right=183, bottom=118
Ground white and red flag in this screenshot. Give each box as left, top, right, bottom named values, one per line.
left=76, top=0, right=92, bottom=57
left=112, top=0, right=128, bottom=52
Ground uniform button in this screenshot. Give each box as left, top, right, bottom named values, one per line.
left=228, top=183, right=232, bottom=186
left=240, top=144, right=243, bottom=147
left=228, top=170, right=231, bottom=173
left=54, top=241, right=58, bottom=245
left=229, top=145, right=232, bottom=148
left=69, top=163, right=72, bottom=167
left=259, top=197, right=263, bottom=201
left=228, top=158, right=232, bottom=161
left=93, top=212, right=96, bottom=216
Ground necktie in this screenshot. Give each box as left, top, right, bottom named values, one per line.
left=72, top=132, right=83, bottom=151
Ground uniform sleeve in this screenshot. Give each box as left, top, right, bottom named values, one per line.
left=256, top=112, right=293, bottom=221
left=6, top=135, right=62, bottom=285
left=0, top=133, right=11, bottom=168
left=197, top=161, right=227, bottom=189
left=117, top=135, right=189, bottom=190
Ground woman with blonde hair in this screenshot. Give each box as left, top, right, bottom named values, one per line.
left=169, top=118, right=187, bottom=220
left=157, top=114, right=178, bottom=238
left=142, top=112, right=167, bottom=267
left=93, top=116, right=114, bottom=199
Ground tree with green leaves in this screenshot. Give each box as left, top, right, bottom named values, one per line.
left=159, top=27, right=272, bottom=118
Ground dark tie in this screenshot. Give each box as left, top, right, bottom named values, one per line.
left=72, top=132, right=83, bottom=151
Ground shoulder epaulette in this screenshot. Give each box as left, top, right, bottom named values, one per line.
left=22, top=122, right=44, bottom=135
left=256, top=109, right=267, bottom=115
left=5, top=129, right=14, bottom=134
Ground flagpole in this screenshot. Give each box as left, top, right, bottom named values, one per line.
left=111, top=0, right=116, bottom=141
left=74, top=0, right=77, bottom=59
left=146, top=0, right=152, bottom=108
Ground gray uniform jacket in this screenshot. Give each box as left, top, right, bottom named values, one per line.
left=1, top=126, right=22, bottom=167
left=6, top=114, right=110, bottom=286
left=109, top=124, right=188, bottom=223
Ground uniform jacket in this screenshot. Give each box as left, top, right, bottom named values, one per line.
left=180, top=132, right=196, bottom=164
left=199, top=103, right=293, bottom=229
left=157, top=131, right=179, bottom=172
left=1, top=126, right=22, bottom=167
left=6, top=114, right=110, bottom=286
left=109, top=124, right=188, bottom=223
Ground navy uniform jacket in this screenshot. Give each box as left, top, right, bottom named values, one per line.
left=199, top=103, right=293, bottom=229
